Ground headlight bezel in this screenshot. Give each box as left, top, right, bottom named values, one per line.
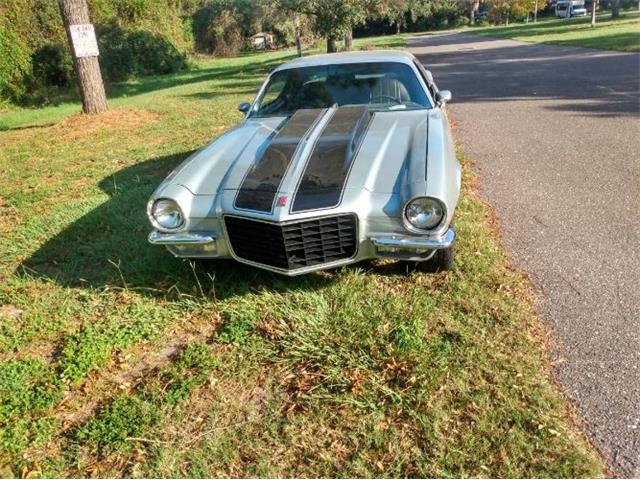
left=403, top=196, right=447, bottom=233
left=148, top=198, right=185, bottom=231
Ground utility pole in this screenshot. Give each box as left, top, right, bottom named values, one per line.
left=58, top=0, right=107, bottom=114
left=591, top=0, right=597, bottom=26
left=294, top=12, right=302, bottom=57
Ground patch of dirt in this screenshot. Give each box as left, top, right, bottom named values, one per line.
left=51, top=109, right=159, bottom=140
left=0, top=195, right=19, bottom=233
left=0, top=304, right=23, bottom=320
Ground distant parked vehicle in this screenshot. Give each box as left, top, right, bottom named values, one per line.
left=556, top=0, right=588, bottom=17
left=251, top=32, right=276, bottom=51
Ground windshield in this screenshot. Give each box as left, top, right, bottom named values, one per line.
left=250, top=62, right=431, bottom=117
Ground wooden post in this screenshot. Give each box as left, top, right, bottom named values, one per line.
left=294, top=12, right=302, bottom=57
left=58, top=0, right=107, bottom=114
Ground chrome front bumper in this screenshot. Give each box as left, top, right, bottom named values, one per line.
left=148, top=227, right=455, bottom=271
left=148, top=231, right=218, bottom=258
left=370, top=228, right=455, bottom=261
left=148, top=231, right=216, bottom=245
left=370, top=228, right=455, bottom=250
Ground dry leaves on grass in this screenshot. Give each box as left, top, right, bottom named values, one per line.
left=51, top=109, right=159, bottom=140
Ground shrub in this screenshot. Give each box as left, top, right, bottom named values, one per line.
left=192, top=5, right=245, bottom=56
left=98, top=26, right=188, bottom=82
left=0, top=22, right=32, bottom=101
left=31, top=43, right=74, bottom=88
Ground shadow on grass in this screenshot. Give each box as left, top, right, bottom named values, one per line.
left=180, top=87, right=258, bottom=101
left=0, top=52, right=296, bottom=132
left=18, top=149, right=334, bottom=300
left=107, top=53, right=295, bottom=101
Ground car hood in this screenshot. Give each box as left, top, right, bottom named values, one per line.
left=166, top=107, right=430, bottom=208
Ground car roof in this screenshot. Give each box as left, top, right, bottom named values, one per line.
left=273, top=50, right=418, bottom=72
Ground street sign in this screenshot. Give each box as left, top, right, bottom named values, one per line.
left=69, top=24, right=99, bottom=58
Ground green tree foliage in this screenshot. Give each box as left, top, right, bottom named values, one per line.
left=373, top=0, right=411, bottom=33
left=486, top=0, right=541, bottom=23
left=0, top=0, right=67, bottom=102
left=278, top=0, right=372, bottom=51
left=98, top=27, right=189, bottom=82
left=0, top=0, right=469, bottom=103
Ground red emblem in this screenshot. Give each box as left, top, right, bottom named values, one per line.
left=277, top=195, right=287, bottom=207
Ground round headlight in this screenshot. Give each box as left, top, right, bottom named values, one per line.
left=405, top=197, right=445, bottom=230
left=151, top=199, right=184, bottom=230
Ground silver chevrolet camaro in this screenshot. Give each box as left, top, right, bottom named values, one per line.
left=147, top=50, right=461, bottom=275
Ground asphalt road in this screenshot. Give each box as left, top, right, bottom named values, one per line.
left=409, top=33, right=640, bottom=476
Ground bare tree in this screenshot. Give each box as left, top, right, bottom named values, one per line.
left=58, top=0, right=107, bottom=114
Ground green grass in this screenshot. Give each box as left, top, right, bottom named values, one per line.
left=0, top=35, right=604, bottom=477
left=469, top=11, right=640, bottom=52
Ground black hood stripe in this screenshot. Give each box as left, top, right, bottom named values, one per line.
left=234, top=108, right=324, bottom=213
left=291, top=106, right=373, bottom=213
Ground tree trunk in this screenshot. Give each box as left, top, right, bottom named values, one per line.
left=344, top=29, right=352, bottom=51
left=396, top=20, right=401, bottom=34
left=591, top=0, right=597, bottom=26
left=534, top=0, right=539, bottom=22
left=294, top=12, right=302, bottom=57
left=611, top=0, right=621, bottom=17
left=470, top=0, right=480, bottom=24
left=58, top=0, right=107, bottom=114
left=326, top=35, right=337, bottom=53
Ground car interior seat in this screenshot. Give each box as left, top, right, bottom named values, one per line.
left=369, top=77, right=410, bottom=104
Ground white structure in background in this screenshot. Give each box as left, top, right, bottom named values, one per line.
left=252, top=32, right=275, bottom=50
left=556, top=0, right=588, bottom=17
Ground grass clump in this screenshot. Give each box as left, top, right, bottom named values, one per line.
left=156, top=342, right=219, bottom=404
left=75, top=394, right=160, bottom=453
left=469, top=11, right=640, bottom=52
left=0, top=359, right=61, bottom=455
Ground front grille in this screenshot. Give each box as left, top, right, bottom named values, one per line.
left=224, top=214, right=357, bottom=270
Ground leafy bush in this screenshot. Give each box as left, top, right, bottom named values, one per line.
left=98, top=26, right=188, bottom=82
left=192, top=4, right=245, bottom=56
left=0, top=22, right=32, bottom=101
left=31, top=43, right=74, bottom=88
left=406, top=0, right=466, bottom=31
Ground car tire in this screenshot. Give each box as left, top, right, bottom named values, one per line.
left=414, top=245, right=455, bottom=273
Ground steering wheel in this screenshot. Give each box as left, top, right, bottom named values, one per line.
left=370, top=95, right=403, bottom=105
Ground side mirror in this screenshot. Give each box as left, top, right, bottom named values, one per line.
left=238, top=102, right=251, bottom=113
left=436, top=90, right=452, bottom=106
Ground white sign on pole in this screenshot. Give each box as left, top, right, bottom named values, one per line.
left=69, top=24, right=99, bottom=58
